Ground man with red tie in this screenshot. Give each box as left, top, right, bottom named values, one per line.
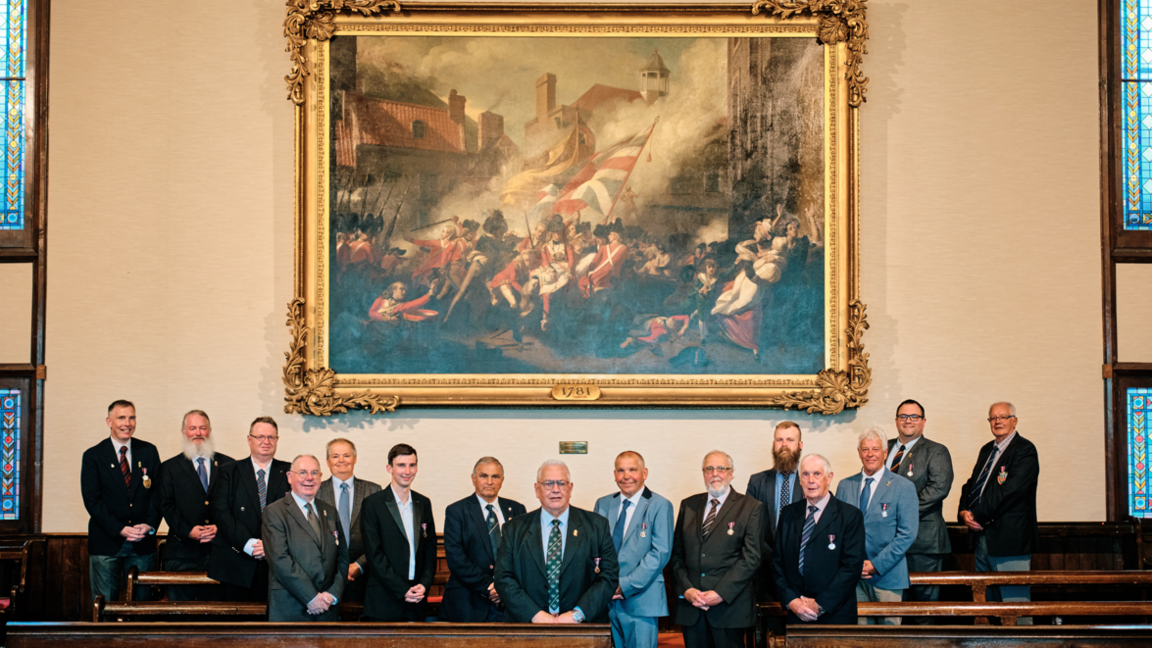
left=80, top=400, right=163, bottom=603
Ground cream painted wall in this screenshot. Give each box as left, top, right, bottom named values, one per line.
left=42, top=0, right=1103, bottom=532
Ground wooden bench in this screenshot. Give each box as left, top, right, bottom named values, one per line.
left=0, top=540, right=30, bottom=617
left=781, top=624, right=1152, bottom=648
left=7, top=621, right=614, bottom=648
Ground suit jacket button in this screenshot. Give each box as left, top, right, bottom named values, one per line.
left=241, top=507, right=245, bottom=511
left=205, top=501, right=210, bottom=506
left=701, top=553, right=705, bottom=557
left=701, top=573, right=706, bottom=577
left=129, top=503, right=133, bottom=507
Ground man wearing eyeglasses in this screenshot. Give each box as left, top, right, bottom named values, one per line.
left=888, top=400, right=953, bottom=621
left=209, top=416, right=291, bottom=602
left=493, top=459, right=619, bottom=624
left=263, top=455, right=349, bottom=621
left=957, top=402, right=1039, bottom=621
left=670, top=451, right=766, bottom=648
left=361, top=443, right=438, bottom=622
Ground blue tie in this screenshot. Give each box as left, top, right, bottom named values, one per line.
left=798, top=505, right=818, bottom=575
left=612, top=499, right=631, bottom=552
left=196, top=458, right=209, bottom=493
left=338, top=483, right=352, bottom=542
left=859, top=477, right=874, bottom=513
left=257, top=468, right=267, bottom=510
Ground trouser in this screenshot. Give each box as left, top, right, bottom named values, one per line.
left=89, top=542, right=154, bottom=603
left=682, top=613, right=748, bottom=648
left=609, top=601, right=658, bottom=648
left=164, top=555, right=218, bottom=601
left=856, top=581, right=903, bottom=625
left=903, top=553, right=944, bottom=625
left=974, top=533, right=1032, bottom=625
left=221, top=561, right=269, bottom=602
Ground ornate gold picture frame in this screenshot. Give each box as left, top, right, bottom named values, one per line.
left=283, top=2, right=869, bottom=414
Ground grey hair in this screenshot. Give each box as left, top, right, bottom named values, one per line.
left=536, top=459, right=571, bottom=483
left=180, top=409, right=211, bottom=431
left=800, top=453, right=831, bottom=473
left=990, top=401, right=1017, bottom=417
left=857, top=426, right=888, bottom=448
left=290, top=454, right=321, bottom=471
left=701, top=450, right=734, bottom=472
left=473, top=456, right=504, bottom=475
left=326, top=437, right=357, bottom=457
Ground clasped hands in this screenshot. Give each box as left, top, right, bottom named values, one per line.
left=684, top=588, right=723, bottom=610
left=404, top=583, right=426, bottom=603
left=787, top=596, right=820, bottom=622
left=119, top=524, right=153, bottom=543
left=307, top=591, right=336, bottom=615
left=531, top=610, right=580, bottom=624
left=188, top=524, right=217, bottom=544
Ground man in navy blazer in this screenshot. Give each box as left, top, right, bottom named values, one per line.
left=835, top=428, right=919, bottom=624
left=80, top=400, right=162, bottom=603
left=958, top=401, right=1040, bottom=618
left=593, top=451, right=674, bottom=648
left=773, top=454, right=865, bottom=625
left=494, top=459, right=619, bottom=624
left=441, top=456, right=527, bottom=622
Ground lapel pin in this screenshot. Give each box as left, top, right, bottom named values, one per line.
left=998, top=466, right=1008, bottom=485
left=594, top=557, right=601, bottom=574
left=640, top=522, right=647, bottom=538
left=727, top=522, right=736, bottom=536
left=882, top=503, right=889, bottom=518
left=421, top=522, right=427, bottom=538
left=907, top=464, right=914, bottom=477
left=573, top=529, right=578, bottom=537
left=828, top=534, right=836, bottom=550
left=141, top=468, right=151, bottom=489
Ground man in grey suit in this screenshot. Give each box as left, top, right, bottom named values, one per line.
left=263, top=455, right=349, bottom=621
left=593, top=451, right=674, bottom=648
left=888, top=399, right=953, bottom=620
left=835, top=427, right=919, bottom=624
left=316, top=438, right=381, bottom=602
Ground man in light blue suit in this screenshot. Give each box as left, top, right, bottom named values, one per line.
left=834, top=427, right=919, bottom=625
left=593, top=451, right=674, bottom=648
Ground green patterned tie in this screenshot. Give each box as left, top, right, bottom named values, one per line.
left=546, top=519, right=562, bottom=613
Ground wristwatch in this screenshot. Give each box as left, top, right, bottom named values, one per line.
left=816, top=603, right=825, bottom=617
left=572, top=608, right=585, bottom=623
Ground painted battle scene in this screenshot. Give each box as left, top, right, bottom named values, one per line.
left=326, top=35, right=826, bottom=375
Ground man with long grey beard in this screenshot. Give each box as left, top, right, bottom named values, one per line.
left=158, top=410, right=235, bottom=600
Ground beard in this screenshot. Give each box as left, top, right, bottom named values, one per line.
left=706, top=483, right=730, bottom=499
left=182, top=437, right=216, bottom=461
left=773, top=446, right=800, bottom=474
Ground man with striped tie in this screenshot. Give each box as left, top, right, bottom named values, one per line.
left=80, top=400, right=163, bottom=603
left=209, top=416, right=291, bottom=601
left=773, top=454, right=865, bottom=625
left=670, top=450, right=766, bottom=648
left=494, top=459, right=618, bottom=624
left=316, top=438, right=381, bottom=603
left=441, top=456, right=527, bottom=621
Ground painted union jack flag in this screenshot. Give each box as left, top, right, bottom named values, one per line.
left=552, top=123, right=655, bottom=220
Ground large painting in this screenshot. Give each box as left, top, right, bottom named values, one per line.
left=283, top=2, right=870, bottom=413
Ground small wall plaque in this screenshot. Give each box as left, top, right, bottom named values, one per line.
left=551, top=385, right=601, bottom=401
left=560, top=442, right=588, bottom=455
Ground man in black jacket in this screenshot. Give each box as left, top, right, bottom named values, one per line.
left=360, top=443, right=437, bottom=621
left=773, top=454, right=865, bottom=625
left=493, top=459, right=618, bottom=624
left=441, top=456, right=527, bottom=622
left=208, top=416, right=291, bottom=601
left=671, top=450, right=765, bottom=648
left=958, top=401, right=1039, bottom=620
left=80, top=400, right=163, bottom=603
left=158, top=410, right=234, bottom=600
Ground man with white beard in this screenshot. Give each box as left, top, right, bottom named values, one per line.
left=159, top=410, right=235, bottom=600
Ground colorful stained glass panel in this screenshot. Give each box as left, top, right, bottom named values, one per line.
left=0, top=388, right=19, bottom=520
left=1129, top=387, right=1152, bottom=517
left=0, top=0, right=23, bottom=232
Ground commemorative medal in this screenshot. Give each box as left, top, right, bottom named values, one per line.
left=727, top=522, right=736, bottom=536
left=997, top=466, right=1008, bottom=485
left=574, top=529, right=578, bottom=537
left=907, top=464, right=914, bottom=478
left=827, top=535, right=836, bottom=550
left=421, top=522, right=428, bottom=538
left=640, top=522, right=647, bottom=538
left=141, top=467, right=151, bottom=489
left=594, top=557, right=601, bottom=574
left=882, top=503, right=889, bottom=518
left=333, top=530, right=340, bottom=546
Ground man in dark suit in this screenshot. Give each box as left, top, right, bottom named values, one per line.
left=263, top=454, right=349, bottom=621
left=670, top=450, right=766, bottom=648
left=158, top=409, right=235, bottom=600
left=441, top=456, right=527, bottom=622
left=773, top=454, right=865, bottom=625
left=360, top=443, right=437, bottom=622
left=208, top=416, right=291, bottom=601
left=494, top=459, right=618, bottom=624
left=745, top=421, right=805, bottom=636
left=315, top=437, right=381, bottom=603
left=80, top=399, right=163, bottom=603
left=958, top=401, right=1039, bottom=620
left=888, top=399, right=953, bottom=620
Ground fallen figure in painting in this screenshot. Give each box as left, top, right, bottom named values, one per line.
left=619, top=314, right=692, bottom=357
left=368, top=279, right=442, bottom=324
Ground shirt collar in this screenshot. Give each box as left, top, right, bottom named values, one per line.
left=332, top=475, right=354, bottom=491
left=808, top=491, right=832, bottom=512
left=706, top=486, right=731, bottom=507
left=993, top=430, right=1018, bottom=454
left=620, top=487, right=646, bottom=508
left=291, top=491, right=315, bottom=509
left=861, top=465, right=887, bottom=481
left=477, top=493, right=499, bottom=510
left=110, top=436, right=131, bottom=455
left=895, top=435, right=922, bottom=453
left=391, top=484, right=412, bottom=507
left=542, top=506, right=571, bottom=528
left=250, top=456, right=272, bottom=473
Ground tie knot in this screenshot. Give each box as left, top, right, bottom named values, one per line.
left=487, top=504, right=495, bottom=513
left=341, top=482, right=349, bottom=493
left=197, top=457, right=204, bottom=466
left=120, top=446, right=127, bottom=456
left=808, top=505, right=818, bottom=514
left=622, top=499, right=631, bottom=510
left=258, top=468, right=265, bottom=478
left=710, top=498, right=719, bottom=507
left=865, top=477, right=873, bottom=485
left=899, top=444, right=906, bottom=452
left=551, top=519, right=560, bottom=528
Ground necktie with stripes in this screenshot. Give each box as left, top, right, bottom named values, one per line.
left=119, top=446, right=130, bottom=489
left=971, top=447, right=999, bottom=504
left=546, top=519, right=562, bottom=613
left=486, top=504, right=501, bottom=557
left=778, top=473, right=792, bottom=528
left=891, top=444, right=906, bottom=470
left=257, top=468, right=267, bottom=510
left=798, top=505, right=818, bottom=575
left=701, top=498, right=719, bottom=539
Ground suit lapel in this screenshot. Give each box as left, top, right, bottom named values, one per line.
left=501, top=498, right=518, bottom=521
left=352, top=479, right=369, bottom=525
left=560, top=508, right=584, bottom=576
left=704, top=492, right=743, bottom=544
left=809, top=497, right=838, bottom=546
left=385, top=488, right=407, bottom=542
left=625, top=493, right=651, bottom=545
left=241, top=458, right=261, bottom=509
left=288, top=499, right=323, bottom=549
left=528, top=510, right=547, bottom=578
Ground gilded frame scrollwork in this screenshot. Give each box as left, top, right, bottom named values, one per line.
left=283, top=1, right=870, bottom=415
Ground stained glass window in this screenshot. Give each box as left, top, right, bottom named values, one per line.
left=0, top=0, right=24, bottom=231
left=0, top=389, right=19, bottom=520
left=1128, top=388, right=1152, bottom=517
